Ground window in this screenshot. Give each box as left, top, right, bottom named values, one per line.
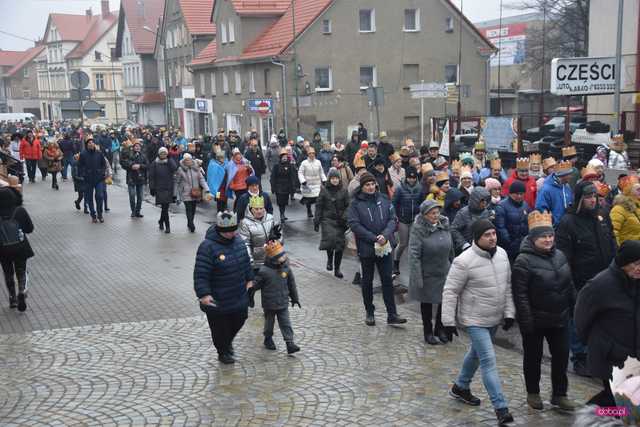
left=316, top=121, right=333, bottom=144
left=23, top=67, right=29, bottom=78
left=322, top=19, right=332, bottom=34
left=221, top=22, right=228, bottom=44
left=211, top=72, right=216, bottom=96
left=360, top=66, right=376, bottom=89
left=222, top=72, right=229, bottom=94
left=264, top=68, right=271, bottom=94
left=234, top=71, right=242, bottom=94
left=403, top=64, right=419, bottom=88
left=359, top=9, right=375, bottom=32
left=446, top=17, right=455, bottom=33
left=249, top=70, right=255, bottom=93
left=94, top=51, right=102, bottom=62
left=315, top=67, right=332, bottom=91
left=228, top=21, right=235, bottom=43
left=95, top=73, right=105, bottom=91
left=404, top=9, right=420, bottom=32
left=23, top=90, right=30, bottom=98
left=445, top=64, right=459, bottom=84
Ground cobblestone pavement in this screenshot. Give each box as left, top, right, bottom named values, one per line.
left=0, top=178, right=599, bottom=426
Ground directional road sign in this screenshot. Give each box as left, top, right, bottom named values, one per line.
left=82, top=100, right=103, bottom=119
left=410, top=82, right=448, bottom=99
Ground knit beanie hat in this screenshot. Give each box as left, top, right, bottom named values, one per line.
left=158, top=147, right=168, bottom=155
left=615, top=240, right=640, bottom=267
left=471, top=219, right=496, bottom=244
left=406, top=166, right=418, bottom=179
left=359, top=172, right=376, bottom=188
left=484, top=178, right=502, bottom=192
left=419, top=199, right=440, bottom=215
left=509, top=180, right=526, bottom=194
left=327, top=167, right=341, bottom=180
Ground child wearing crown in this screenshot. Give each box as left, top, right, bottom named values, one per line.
left=250, top=240, right=301, bottom=355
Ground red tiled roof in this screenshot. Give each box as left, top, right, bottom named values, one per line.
left=6, top=46, right=45, bottom=77
left=190, top=39, right=217, bottom=66
left=122, top=0, right=165, bottom=54
left=48, top=14, right=100, bottom=41
left=179, top=0, right=216, bottom=35
left=135, top=91, right=166, bottom=104
left=0, top=51, right=27, bottom=67
left=66, top=13, right=118, bottom=59
left=239, top=0, right=333, bottom=60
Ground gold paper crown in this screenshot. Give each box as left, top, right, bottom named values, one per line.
left=451, top=160, right=462, bottom=172
left=516, top=157, right=530, bottom=170
left=421, top=162, right=434, bottom=174
left=594, top=181, right=611, bottom=197
left=249, top=195, right=265, bottom=209
left=460, top=166, right=473, bottom=178
left=435, top=171, right=450, bottom=183
left=264, top=240, right=285, bottom=259
left=530, top=154, right=542, bottom=165
left=562, top=146, right=577, bottom=158
left=542, top=157, right=557, bottom=171
left=612, top=134, right=625, bottom=143
left=581, top=166, right=599, bottom=179
left=490, top=158, right=502, bottom=170
left=556, top=160, right=573, bottom=174
left=474, top=141, right=486, bottom=151
left=528, top=211, right=553, bottom=230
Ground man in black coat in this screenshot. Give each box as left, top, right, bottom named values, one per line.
left=77, top=137, right=108, bottom=223
left=556, top=180, right=616, bottom=376
left=244, top=138, right=266, bottom=188
left=120, top=141, right=148, bottom=218
left=575, top=240, right=640, bottom=407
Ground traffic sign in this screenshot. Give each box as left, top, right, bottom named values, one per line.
left=70, top=71, right=90, bottom=89
left=70, top=89, right=91, bottom=101
left=82, top=100, right=103, bottom=119
left=410, top=82, right=447, bottom=99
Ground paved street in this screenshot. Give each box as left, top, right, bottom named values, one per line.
left=0, top=177, right=599, bottom=426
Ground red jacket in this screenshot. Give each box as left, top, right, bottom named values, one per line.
left=19, top=138, right=42, bottom=160
left=501, top=171, right=537, bottom=208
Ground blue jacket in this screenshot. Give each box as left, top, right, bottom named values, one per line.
left=535, top=174, right=573, bottom=225
left=194, top=226, right=255, bottom=314
left=347, top=190, right=397, bottom=258
left=77, top=148, right=107, bottom=184
left=392, top=179, right=424, bottom=224
left=495, top=197, right=530, bottom=260
left=317, top=149, right=333, bottom=174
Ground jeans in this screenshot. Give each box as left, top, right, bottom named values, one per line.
left=394, top=222, right=412, bottom=262
left=1, top=258, right=27, bottom=297
left=205, top=309, right=248, bottom=356
left=360, top=254, right=397, bottom=318
left=25, top=159, right=37, bottom=181
left=569, top=317, right=587, bottom=363
left=128, top=183, right=144, bottom=214
left=184, top=201, right=197, bottom=228
left=455, top=326, right=508, bottom=410
left=62, top=156, right=73, bottom=179
left=85, top=181, right=105, bottom=218
left=521, top=326, right=569, bottom=396
left=420, top=303, right=443, bottom=337
left=264, top=308, right=294, bottom=342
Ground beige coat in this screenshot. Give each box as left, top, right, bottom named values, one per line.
left=442, top=243, right=515, bottom=328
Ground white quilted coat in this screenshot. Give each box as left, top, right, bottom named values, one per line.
left=298, top=158, right=326, bottom=198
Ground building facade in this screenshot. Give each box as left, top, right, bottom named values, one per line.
left=189, top=0, right=494, bottom=145
left=0, top=51, right=28, bottom=114
left=4, top=46, right=45, bottom=117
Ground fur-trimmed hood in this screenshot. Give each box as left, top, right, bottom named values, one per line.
left=613, top=194, right=639, bottom=213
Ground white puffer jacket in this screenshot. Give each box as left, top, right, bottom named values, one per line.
left=298, top=158, right=326, bottom=198
left=442, top=243, right=515, bottom=328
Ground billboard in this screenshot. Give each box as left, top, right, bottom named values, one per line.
left=482, top=22, right=527, bottom=67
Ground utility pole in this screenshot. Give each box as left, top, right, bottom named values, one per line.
left=456, top=0, right=463, bottom=134
left=613, top=0, right=624, bottom=134
left=539, top=3, right=547, bottom=127
left=420, top=79, right=425, bottom=146
left=291, top=0, right=301, bottom=136
left=497, top=0, right=503, bottom=115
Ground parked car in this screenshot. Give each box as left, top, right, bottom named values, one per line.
left=524, top=115, right=586, bottom=141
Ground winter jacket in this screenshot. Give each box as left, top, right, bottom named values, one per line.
left=494, top=197, right=530, bottom=261
left=270, top=161, right=297, bottom=197
left=377, top=142, right=395, bottom=167
left=148, top=158, right=178, bottom=205
left=451, top=187, right=495, bottom=254
left=19, top=138, right=41, bottom=160
left=442, top=243, right=515, bottom=328
left=266, top=141, right=281, bottom=171
left=347, top=190, right=397, bottom=258
left=392, top=179, right=424, bottom=224
left=298, top=158, right=326, bottom=199
left=238, top=211, right=280, bottom=268
left=536, top=174, right=573, bottom=225
left=556, top=181, right=616, bottom=291
left=344, top=140, right=360, bottom=170
left=501, top=172, right=537, bottom=209
left=610, top=195, right=640, bottom=246
left=194, top=227, right=254, bottom=314
left=443, top=188, right=463, bottom=224
left=609, top=150, right=630, bottom=170
left=58, top=137, right=76, bottom=158
left=408, top=214, right=454, bottom=304
left=43, top=146, right=63, bottom=172
left=317, top=149, right=334, bottom=174
left=120, top=151, right=148, bottom=185
left=254, top=259, right=299, bottom=311
left=225, top=157, right=253, bottom=197
left=234, top=191, right=274, bottom=222
left=335, top=165, right=354, bottom=191
left=388, top=165, right=405, bottom=189
left=206, top=159, right=227, bottom=199
left=77, top=148, right=107, bottom=184
left=575, top=261, right=640, bottom=380
left=0, top=188, right=34, bottom=261
left=175, top=159, right=210, bottom=202
left=314, top=183, right=349, bottom=251
left=245, top=148, right=266, bottom=176
left=511, top=238, right=575, bottom=334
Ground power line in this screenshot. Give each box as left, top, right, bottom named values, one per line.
left=0, top=30, right=37, bottom=44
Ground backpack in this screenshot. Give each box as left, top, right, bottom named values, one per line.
left=0, top=210, right=26, bottom=257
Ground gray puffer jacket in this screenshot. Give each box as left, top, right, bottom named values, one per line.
left=451, top=187, right=495, bottom=254
left=238, top=211, right=281, bottom=268
left=255, top=259, right=299, bottom=311
left=175, top=159, right=209, bottom=202
left=442, top=242, right=515, bottom=328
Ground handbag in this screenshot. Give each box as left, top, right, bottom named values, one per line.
left=189, top=171, right=202, bottom=200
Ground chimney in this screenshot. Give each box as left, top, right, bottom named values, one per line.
left=136, top=0, right=145, bottom=18
left=86, top=8, right=92, bottom=18
left=101, top=0, right=110, bottom=17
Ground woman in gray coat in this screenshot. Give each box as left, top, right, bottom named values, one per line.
left=175, top=153, right=210, bottom=232
left=408, top=199, right=454, bottom=345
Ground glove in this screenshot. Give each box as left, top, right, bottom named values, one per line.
left=502, top=318, right=515, bottom=331
left=291, top=300, right=301, bottom=308
left=444, top=326, right=458, bottom=342
left=314, top=223, right=319, bottom=232
left=268, top=224, right=282, bottom=241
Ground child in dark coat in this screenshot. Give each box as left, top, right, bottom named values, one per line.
left=250, top=240, right=301, bottom=354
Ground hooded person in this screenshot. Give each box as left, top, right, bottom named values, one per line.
left=443, top=187, right=464, bottom=224
left=450, top=187, right=495, bottom=254
left=556, top=180, right=617, bottom=377
left=176, top=153, right=211, bottom=232
left=298, top=147, right=327, bottom=218
left=207, top=149, right=229, bottom=212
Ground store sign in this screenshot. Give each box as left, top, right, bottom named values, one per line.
left=482, top=22, right=527, bottom=67
left=551, top=57, right=623, bottom=95
left=194, top=98, right=211, bottom=113
left=246, top=98, right=273, bottom=114
left=173, top=98, right=185, bottom=109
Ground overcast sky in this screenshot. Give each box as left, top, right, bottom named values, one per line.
left=0, top=0, right=535, bottom=51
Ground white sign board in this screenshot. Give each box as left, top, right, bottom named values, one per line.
left=440, top=120, right=450, bottom=157
left=410, top=82, right=447, bottom=99
left=551, top=57, right=623, bottom=95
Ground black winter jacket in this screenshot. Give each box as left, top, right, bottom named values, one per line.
left=347, top=190, right=397, bottom=258
left=512, top=238, right=575, bottom=333
left=392, top=179, right=424, bottom=224
left=77, top=148, right=107, bottom=184
left=245, top=149, right=266, bottom=176
left=270, top=162, right=297, bottom=196
left=148, top=158, right=178, bottom=205
left=0, top=188, right=34, bottom=260
left=495, top=197, right=530, bottom=261
left=120, top=151, right=148, bottom=185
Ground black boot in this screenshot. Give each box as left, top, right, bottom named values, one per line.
left=495, top=408, right=514, bottom=425
left=6, top=281, right=16, bottom=308
left=286, top=342, right=300, bottom=354
left=334, top=251, right=344, bottom=279
left=17, top=293, right=26, bottom=312
left=307, top=205, right=313, bottom=218
left=158, top=219, right=164, bottom=231
left=393, top=259, right=400, bottom=276
left=165, top=223, right=171, bottom=234
left=264, top=337, right=276, bottom=350
left=326, top=251, right=333, bottom=271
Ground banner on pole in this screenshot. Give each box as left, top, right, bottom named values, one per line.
left=440, top=120, right=450, bottom=157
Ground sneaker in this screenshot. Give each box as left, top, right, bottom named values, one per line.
left=9, top=295, right=17, bottom=309
left=387, top=315, right=407, bottom=325
left=218, top=353, right=235, bottom=364
left=449, top=383, right=481, bottom=406
left=365, top=314, right=375, bottom=326
left=98, top=217, right=104, bottom=223
left=425, top=334, right=439, bottom=345
left=286, top=342, right=300, bottom=354
left=550, top=396, right=578, bottom=411
left=527, top=393, right=544, bottom=410
left=17, top=293, right=26, bottom=312
left=264, top=337, right=276, bottom=350
left=352, top=271, right=361, bottom=285
left=334, top=270, right=344, bottom=279
left=495, top=408, right=514, bottom=425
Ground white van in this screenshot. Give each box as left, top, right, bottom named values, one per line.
left=0, top=113, right=35, bottom=123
